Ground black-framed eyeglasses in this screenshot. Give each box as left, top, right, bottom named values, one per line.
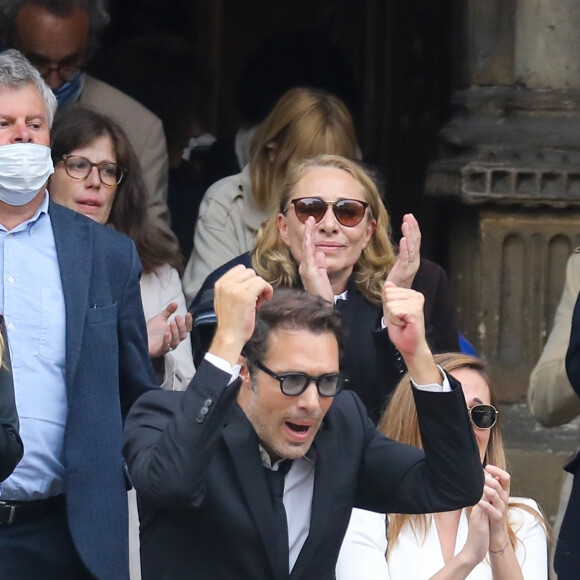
left=59, top=155, right=125, bottom=187
left=468, top=404, right=498, bottom=430
left=28, top=60, right=84, bottom=83
left=284, top=197, right=370, bottom=227
left=250, top=358, right=347, bottom=397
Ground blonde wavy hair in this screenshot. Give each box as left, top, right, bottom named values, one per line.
left=379, top=352, right=550, bottom=559
left=252, top=154, right=397, bottom=303
left=248, top=87, right=357, bottom=211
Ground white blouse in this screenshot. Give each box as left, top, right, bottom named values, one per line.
left=336, top=498, right=548, bottom=580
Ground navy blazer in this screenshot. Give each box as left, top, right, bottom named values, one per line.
left=48, top=202, right=158, bottom=580
left=124, top=361, right=484, bottom=580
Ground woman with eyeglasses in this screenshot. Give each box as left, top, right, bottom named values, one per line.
left=336, top=352, right=549, bottom=580
left=48, top=105, right=195, bottom=391
left=191, top=154, right=459, bottom=423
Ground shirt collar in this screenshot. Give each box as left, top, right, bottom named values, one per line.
left=259, top=444, right=316, bottom=470
left=0, top=190, right=50, bottom=234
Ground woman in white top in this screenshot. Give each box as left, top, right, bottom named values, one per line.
left=49, top=105, right=194, bottom=391
left=336, top=352, right=550, bottom=580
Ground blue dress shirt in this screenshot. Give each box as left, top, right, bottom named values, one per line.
left=0, top=192, right=67, bottom=500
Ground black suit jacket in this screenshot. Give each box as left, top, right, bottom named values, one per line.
left=0, top=317, right=22, bottom=482
left=124, top=360, right=483, bottom=580
left=557, top=292, right=580, bottom=578
left=189, top=254, right=459, bottom=422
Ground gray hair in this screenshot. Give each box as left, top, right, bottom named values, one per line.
left=0, top=0, right=110, bottom=59
left=0, top=49, right=58, bottom=126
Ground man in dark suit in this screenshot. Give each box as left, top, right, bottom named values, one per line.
left=124, top=265, right=484, bottom=579
left=0, top=49, right=157, bottom=579
left=556, top=291, right=580, bottom=579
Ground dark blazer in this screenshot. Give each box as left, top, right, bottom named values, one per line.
left=124, top=360, right=484, bottom=580
left=557, top=292, right=580, bottom=578
left=47, top=202, right=158, bottom=580
left=189, top=253, right=459, bottom=422
left=0, top=317, right=23, bottom=482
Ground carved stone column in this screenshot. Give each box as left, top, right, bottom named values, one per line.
left=426, top=0, right=580, bottom=401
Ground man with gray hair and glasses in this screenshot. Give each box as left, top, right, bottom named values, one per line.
left=0, top=0, right=177, bottom=251
left=0, top=49, right=158, bottom=579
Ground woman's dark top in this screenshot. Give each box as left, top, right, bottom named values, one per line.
left=0, top=317, right=23, bottom=482
left=189, top=253, right=459, bottom=424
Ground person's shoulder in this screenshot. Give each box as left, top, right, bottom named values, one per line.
left=80, top=75, right=161, bottom=127
left=128, top=387, right=184, bottom=419
left=202, top=171, right=247, bottom=206
left=49, top=201, right=134, bottom=251
left=189, top=253, right=252, bottom=311
left=417, top=258, right=446, bottom=279
left=508, top=496, right=544, bottom=530
left=510, top=496, right=540, bottom=509
left=327, top=389, right=370, bottom=422
left=569, top=249, right=580, bottom=270
left=411, top=258, right=449, bottom=296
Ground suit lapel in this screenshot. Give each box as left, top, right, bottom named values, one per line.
left=223, top=406, right=282, bottom=579
left=49, top=203, right=92, bottom=396
left=290, top=419, right=337, bottom=578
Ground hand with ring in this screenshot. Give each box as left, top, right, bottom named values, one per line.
left=386, top=213, right=422, bottom=289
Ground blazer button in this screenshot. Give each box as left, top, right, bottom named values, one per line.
left=204, top=398, right=213, bottom=406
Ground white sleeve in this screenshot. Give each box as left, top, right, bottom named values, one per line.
left=141, top=265, right=196, bottom=391
left=510, top=498, right=549, bottom=580
left=336, top=508, right=389, bottom=580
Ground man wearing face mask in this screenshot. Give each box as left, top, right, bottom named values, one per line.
left=0, top=49, right=159, bottom=580
left=0, top=0, right=178, bottom=253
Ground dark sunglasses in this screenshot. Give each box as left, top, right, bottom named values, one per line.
left=284, top=197, right=369, bottom=227
left=468, top=404, right=498, bottom=430
left=250, top=359, right=347, bottom=397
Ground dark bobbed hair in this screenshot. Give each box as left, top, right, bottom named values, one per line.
left=50, top=105, right=181, bottom=274
left=243, top=287, right=344, bottom=365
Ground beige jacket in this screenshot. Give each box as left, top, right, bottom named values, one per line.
left=79, top=75, right=177, bottom=250
left=141, top=265, right=195, bottom=391
left=528, top=250, right=580, bottom=426
left=182, top=165, right=269, bottom=303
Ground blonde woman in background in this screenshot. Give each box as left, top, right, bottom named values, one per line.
left=182, top=87, right=359, bottom=303
left=336, top=353, right=550, bottom=580
left=189, top=155, right=457, bottom=422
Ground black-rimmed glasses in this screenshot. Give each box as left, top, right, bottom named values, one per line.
left=250, top=359, right=347, bottom=397
left=28, top=60, right=85, bottom=83
left=284, top=197, right=370, bottom=227
left=468, top=404, right=498, bottom=430
left=59, top=155, right=125, bottom=187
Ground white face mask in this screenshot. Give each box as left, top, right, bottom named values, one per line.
left=0, top=143, right=54, bottom=206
